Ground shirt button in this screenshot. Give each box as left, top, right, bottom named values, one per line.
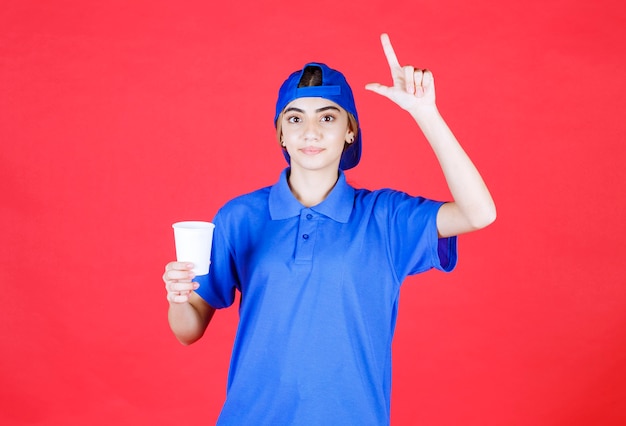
left=302, top=234, right=309, bottom=240
left=306, top=214, right=313, bottom=220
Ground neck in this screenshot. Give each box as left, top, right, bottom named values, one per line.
left=288, top=167, right=340, bottom=207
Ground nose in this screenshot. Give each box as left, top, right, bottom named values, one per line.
left=303, top=120, right=321, bottom=141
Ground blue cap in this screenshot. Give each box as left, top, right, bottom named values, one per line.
left=274, top=62, right=362, bottom=170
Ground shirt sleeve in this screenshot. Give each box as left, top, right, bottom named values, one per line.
left=385, top=191, right=458, bottom=278
left=194, top=208, right=238, bottom=309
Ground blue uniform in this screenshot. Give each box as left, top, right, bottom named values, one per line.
left=196, top=168, right=458, bottom=425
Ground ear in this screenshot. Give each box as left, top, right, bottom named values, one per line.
left=345, top=130, right=355, bottom=144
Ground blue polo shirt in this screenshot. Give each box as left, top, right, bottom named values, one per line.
left=196, top=168, right=457, bottom=425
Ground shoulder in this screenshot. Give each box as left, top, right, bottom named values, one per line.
left=216, top=186, right=272, bottom=219
left=353, top=187, right=443, bottom=219
left=354, top=187, right=429, bottom=207
left=211, top=186, right=273, bottom=247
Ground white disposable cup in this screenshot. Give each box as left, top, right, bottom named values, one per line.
left=172, top=221, right=215, bottom=275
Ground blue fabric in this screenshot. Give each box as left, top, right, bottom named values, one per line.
left=196, top=168, right=457, bottom=425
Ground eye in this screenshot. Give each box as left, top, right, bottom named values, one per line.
left=320, top=114, right=335, bottom=123
left=286, top=115, right=301, bottom=124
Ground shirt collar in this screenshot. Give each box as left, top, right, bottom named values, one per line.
left=269, top=168, right=355, bottom=223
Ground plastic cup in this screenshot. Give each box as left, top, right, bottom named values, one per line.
left=172, top=221, right=215, bottom=275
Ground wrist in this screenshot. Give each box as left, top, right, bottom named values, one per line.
left=408, top=104, right=441, bottom=126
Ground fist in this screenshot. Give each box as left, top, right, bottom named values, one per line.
left=163, top=261, right=199, bottom=303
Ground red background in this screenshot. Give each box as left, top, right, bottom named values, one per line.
left=1, top=0, right=625, bottom=425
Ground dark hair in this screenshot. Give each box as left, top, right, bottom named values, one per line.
left=297, top=65, right=323, bottom=88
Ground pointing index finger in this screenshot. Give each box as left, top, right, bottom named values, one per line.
left=380, top=33, right=401, bottom=71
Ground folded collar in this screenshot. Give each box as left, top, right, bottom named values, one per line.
left=269, top=168, right=354, bottom=223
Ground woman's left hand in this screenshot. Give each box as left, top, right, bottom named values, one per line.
left=365, top=33, right=436, bottom=114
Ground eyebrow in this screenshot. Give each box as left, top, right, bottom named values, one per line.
left=283, top=106, right=342, bottom=114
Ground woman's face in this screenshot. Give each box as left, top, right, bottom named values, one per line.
left=280, top=97, right=355, bottom=173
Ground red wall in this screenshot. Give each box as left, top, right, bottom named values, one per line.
left=1, top=0, right=625, bottom=424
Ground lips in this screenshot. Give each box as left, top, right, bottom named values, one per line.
left=300, top=147, right=324, bottom=155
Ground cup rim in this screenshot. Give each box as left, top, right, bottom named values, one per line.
left=172, top=221, right=215, bottom=230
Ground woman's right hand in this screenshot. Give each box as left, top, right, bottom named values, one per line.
left=163, top=261, right=199, bottom=303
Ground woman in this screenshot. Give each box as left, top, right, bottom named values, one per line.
left=164, top=33, right=496, bottom=425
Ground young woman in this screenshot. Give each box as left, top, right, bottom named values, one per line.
left=163, top=33, right=496, bottom=425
